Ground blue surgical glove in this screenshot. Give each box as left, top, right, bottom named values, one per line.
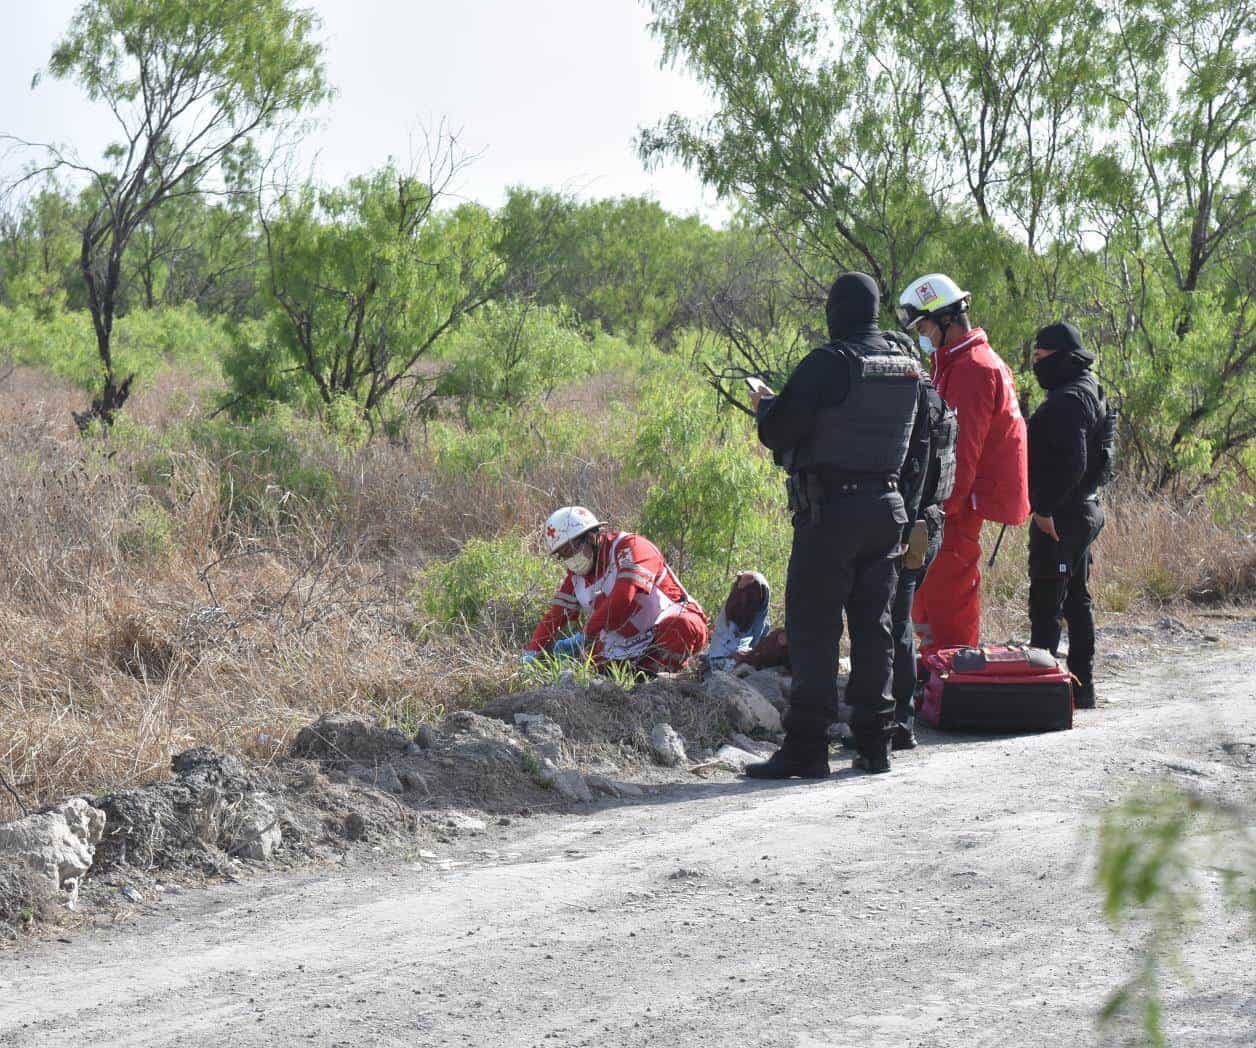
left=520, top=650, right=539, bottom=664
left=551, top=634, right=585, bottom=660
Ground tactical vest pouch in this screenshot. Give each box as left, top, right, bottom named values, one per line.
left=1095, top=400, right=1119, bottom=487
left=931, top=404, right=959, bottom=505
left=785, top=473, right=824, bottom=525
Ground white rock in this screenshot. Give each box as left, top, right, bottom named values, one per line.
left=552, top=771, right=594, bottom=803
left=730, top=732, right=775, bottom=756
left=584, top=774, right=621, bottom=799
left=703, top=670, right=784, bottom=733
left=649, top=723, right=687, bottom=767
left=445, top=813, right=488, bottom=834
left=714, top=745, right=760, bottom=770
left=232, top=796, right=282, bottom=861
left=741, top=669, right=790, bottom=712
left=0, top=797, right=106, bottom=895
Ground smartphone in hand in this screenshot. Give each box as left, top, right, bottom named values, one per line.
left=745, top=376, right=772, bottom=396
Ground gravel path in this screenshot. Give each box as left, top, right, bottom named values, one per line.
left=2, top=644, right=1253, bottom=1047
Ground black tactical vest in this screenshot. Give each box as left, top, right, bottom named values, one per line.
left=926, top=385, right=959, bottom=507
left=794, top=339, right=921, bottom=476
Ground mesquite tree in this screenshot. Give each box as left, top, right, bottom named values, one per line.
left=26, top=0, right=327, bottom=427
left=642, top=0, right=1255, bottom=493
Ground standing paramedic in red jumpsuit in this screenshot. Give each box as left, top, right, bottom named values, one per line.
left=895, top=274, right=1029, bottom=652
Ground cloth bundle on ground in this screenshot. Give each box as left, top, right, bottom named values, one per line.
left=706, top=572, right=771, bottom=670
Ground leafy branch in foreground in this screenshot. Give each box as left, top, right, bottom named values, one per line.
left=1096, top=785, right=1256, bottom=1046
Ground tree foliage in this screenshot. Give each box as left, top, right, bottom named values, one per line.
left=233, top=159, right=502, bottom=424
left=25, top=0, right=327, bottom=425
left=642, top=0, right=1256, bottom=494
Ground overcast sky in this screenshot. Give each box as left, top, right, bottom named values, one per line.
left=0, top=0, right=723, bottom=219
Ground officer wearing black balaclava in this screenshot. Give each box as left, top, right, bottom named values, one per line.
left=1027, top=321, right=1114, bottom=709
left=745, top=272, right=923, bottom=777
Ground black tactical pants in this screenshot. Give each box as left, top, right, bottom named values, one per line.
left=785, top=490, right=907, bottom=744
left=1028, top=499, right=1105, bottom=689
left=891, top=508, right=944, bottom=724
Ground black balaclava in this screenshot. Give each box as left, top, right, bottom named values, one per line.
left=826, top=271, right=880, bottom=341
left=1032, top=321, right=1095, bottom=390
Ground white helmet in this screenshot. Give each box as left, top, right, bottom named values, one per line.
left=543, top=506, right=604, bottom=554
left=895, top=273, right=971, bottom=331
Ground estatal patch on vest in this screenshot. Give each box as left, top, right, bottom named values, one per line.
left=861, top=354, right=920, bottom=379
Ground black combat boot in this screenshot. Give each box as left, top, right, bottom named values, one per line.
left=744, top=737, right=830, bottom=780
left=850, top=730, right=892, bottom=774
left=891, top=717, right=917, bottom=751
left=1073, top=682, right=1096, bottom=709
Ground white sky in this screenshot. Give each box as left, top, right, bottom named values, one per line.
left=0, top=0, right=724, bottom=219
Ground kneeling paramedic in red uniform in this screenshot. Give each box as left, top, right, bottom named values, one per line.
left=524, top=506, right=709, bottom=674
left=895, top=274, right=1029, bottom=653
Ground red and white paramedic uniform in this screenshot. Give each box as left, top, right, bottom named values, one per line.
left=913, top=327, right=1029, bottom=651
left=527, top=531, right=709, bottom=673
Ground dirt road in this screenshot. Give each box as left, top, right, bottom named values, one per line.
left=2, top=644, right=1254, bottom=1047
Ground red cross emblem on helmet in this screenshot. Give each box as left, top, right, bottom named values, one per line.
left=546, top=525, right=557, bottom=538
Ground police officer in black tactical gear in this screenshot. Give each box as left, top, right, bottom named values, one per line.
left=745, top=272, right=924, bottom=778
left=884, top=333, right=957, bottom=750
left=1027, top=322, right=1117, bottom=709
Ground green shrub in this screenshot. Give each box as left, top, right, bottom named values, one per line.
left=630, top=382, right=787, bottom=606
left=190, top=408, right=341, bottom=527
left=118, top=499, right=175, bottom=559
left=427, top=402, right=605, bottom=483
left=435, top=301, right=589, bottom=408
left=0, top=305, right=225, bottom=393
left=220, top=316, right=320, bottom=420
left=417, top=534, right=555, bottom=639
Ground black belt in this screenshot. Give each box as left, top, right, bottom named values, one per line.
left=808, top=471, right=898, bottom=496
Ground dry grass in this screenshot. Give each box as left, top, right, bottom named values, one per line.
left=0, top=364, right=1251, bottom=820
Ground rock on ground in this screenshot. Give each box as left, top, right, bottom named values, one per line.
left=702, top=671, right=784, bottom=734
left=739, top=670, right=790, bottom=713
left=552, top=771, right=594, bottom=803
left=228, top=796, right=282, bottom=862
left=712, top=745, right=760, bottom=771
left=584, top=775, right=621, bottom=799
left=0, top=798, right=106, bottom=895
left=513, top=713, right=565, bottom=761
left=649, top=723, right=687, bottom=767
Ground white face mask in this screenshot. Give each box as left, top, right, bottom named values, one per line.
left=917, top=333, right=937, bottom=357
left=561, top=549, right=594, bottom=576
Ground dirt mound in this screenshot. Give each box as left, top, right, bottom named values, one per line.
left=480, top=676, right=736, bottom=760
left=93, top=747, right=279, bottom=872
left=0, top=859, right=54, bottom=941
left=290, top=714, right=410, bottom=762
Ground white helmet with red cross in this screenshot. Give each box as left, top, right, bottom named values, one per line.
left=895, top=273, right=971, bottom=331
left=543, top=506, right=604, bottom=554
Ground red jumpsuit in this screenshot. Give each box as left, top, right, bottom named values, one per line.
left=913, top=328, right=1029, bottom=651
left=527, top=531, right=709, bottom=673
